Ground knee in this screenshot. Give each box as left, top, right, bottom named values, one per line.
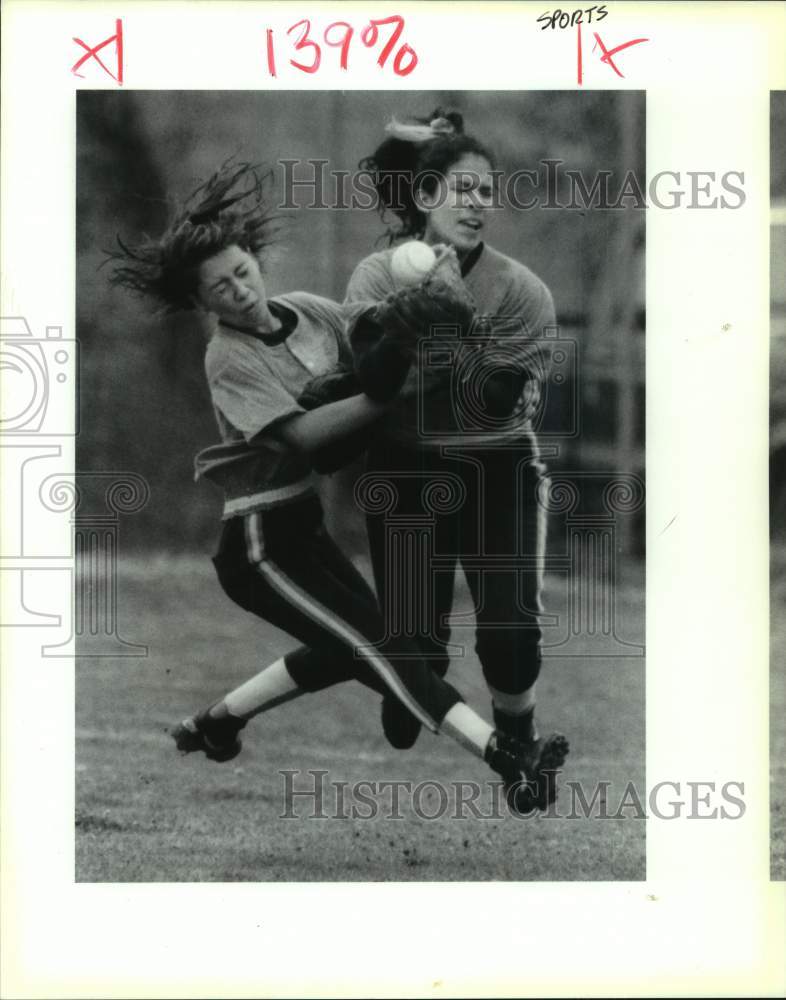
left=285, top=646, right=357, bottom=692
left=213, top=559, right=255, bottom=613
left=476, top=627, right=542, bottom=693
left=476, top=623, right=542, bottom=664
left=213, top=556, right=246, bottom=607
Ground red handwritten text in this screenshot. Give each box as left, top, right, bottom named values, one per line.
left=577, top=24, right=649, bottom=84
left=265, top=15, right=418, bottom=77
left=71, top=18, right=123, bottom=85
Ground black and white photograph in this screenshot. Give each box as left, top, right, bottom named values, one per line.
left=2, top=3, right=783, bottom=997
left=76, top=89, right=645, bottom=882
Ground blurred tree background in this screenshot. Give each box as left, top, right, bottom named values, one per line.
left=76, top=91, right=645, bottom=552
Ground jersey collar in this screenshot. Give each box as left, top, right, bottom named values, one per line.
left=218, top=300, right=298, bottom=345
left=460, top=241, right=484, bottom=278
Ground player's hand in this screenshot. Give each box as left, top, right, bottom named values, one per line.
left=427, top=244, right=464, bottom=289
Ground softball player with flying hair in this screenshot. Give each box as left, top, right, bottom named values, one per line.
left=344, top=111, right=569, bottom=808
left=108, top=160, right=553, bottom=814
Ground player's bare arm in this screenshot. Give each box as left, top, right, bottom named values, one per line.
left=271, top=392, right=387, bottom=455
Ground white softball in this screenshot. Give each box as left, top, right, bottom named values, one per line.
left=390, top=241, right=437, bottom=287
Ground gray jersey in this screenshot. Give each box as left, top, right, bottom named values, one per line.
left=195, top=292, right=349, bottom=518
left=345, top=243, right=556, bottom=449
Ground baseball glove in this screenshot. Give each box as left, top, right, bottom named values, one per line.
left=376, top=249, right=476, bottom=357
left=427, top=243, right=466, bottom=290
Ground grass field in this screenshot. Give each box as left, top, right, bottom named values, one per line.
left=76, top=554, right=646, bottom=882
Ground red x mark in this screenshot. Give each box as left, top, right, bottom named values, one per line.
left=592, top=31, right=649, bottom=78
left=577, top=23, right=649, bottom=84
left=71, top=19, right=123, bottom=84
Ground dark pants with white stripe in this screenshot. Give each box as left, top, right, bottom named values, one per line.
left=363, top=441, right=546, bottom=696
left=212, top=496, right=464, bottom=730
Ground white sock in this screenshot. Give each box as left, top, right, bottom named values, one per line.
left=213, top=658, right=302, bottom=719
left=441, top=702, right=494, bottom=759
left=488, top=683, right=536, bottom=716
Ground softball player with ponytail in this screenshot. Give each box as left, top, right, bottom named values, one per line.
left=345, top=112, right=569, bottom=807
left=109, top=161, right=550, bottom=813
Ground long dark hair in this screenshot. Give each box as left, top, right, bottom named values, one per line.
left=360, top=109, right=496, bottom=243
left=106, top=161, right=281, bottom=313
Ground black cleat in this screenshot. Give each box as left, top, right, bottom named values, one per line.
left=171, top=710, right=246, bottom=763
left=485, top=730, right=570, bottom=815
left=380, top=695, right=422, bottom=750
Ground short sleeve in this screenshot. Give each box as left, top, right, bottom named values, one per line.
left=531, top=283, right=557, bottom=336
left=498, top=270, right=556, bottom=339
left=486, top=270, right=557, bottom=392
left=309, top=295, right=353, bottom=365
left=344, top=255, right=396, bottom=327
left=209, top=343, right=305, bottom=442
left=283, top=291, right=353, bottom=368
